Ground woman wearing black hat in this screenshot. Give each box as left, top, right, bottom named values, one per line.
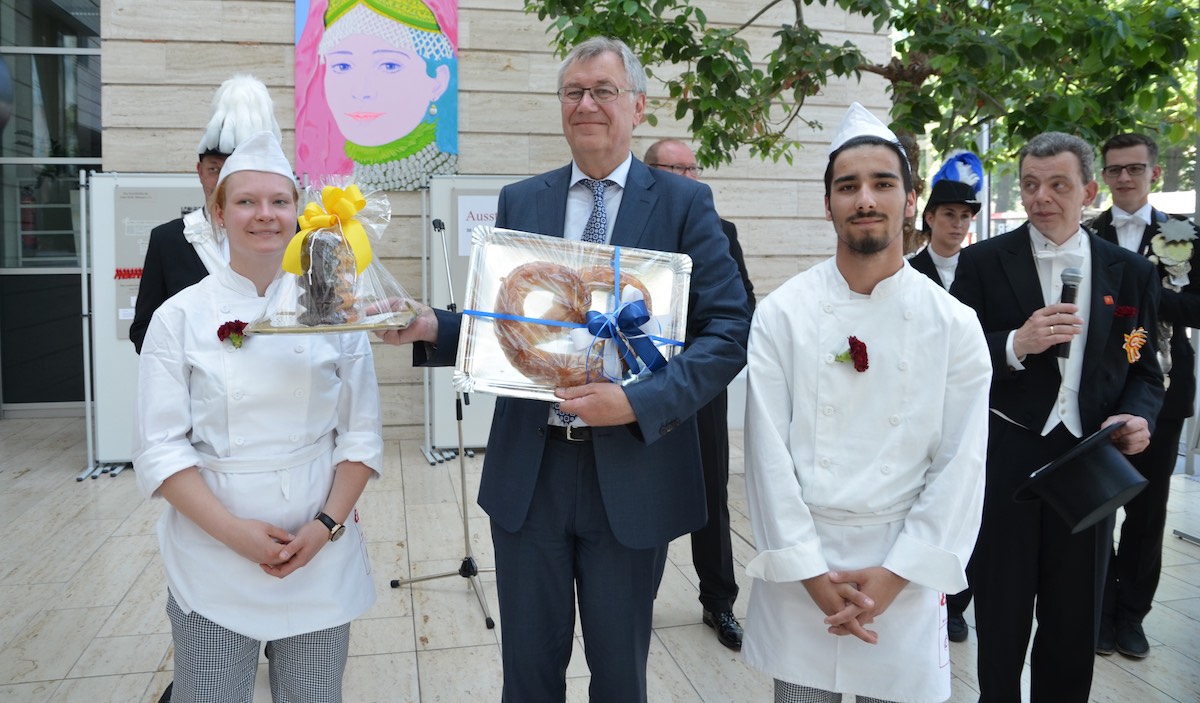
left=909, top=151, right=984, bottom=291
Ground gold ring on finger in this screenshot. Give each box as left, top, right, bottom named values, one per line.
left=1050, top=325, right=1055, bottom=335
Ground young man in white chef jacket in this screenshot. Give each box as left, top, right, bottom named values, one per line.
left=741, top=103, right=992, bottom=703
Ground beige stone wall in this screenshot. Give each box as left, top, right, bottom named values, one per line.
left=102, top=0, right=891, bottom=439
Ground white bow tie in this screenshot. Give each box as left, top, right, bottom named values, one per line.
left=1111, top=214, right=1145, bottom=229
left=1034, top=248, right=1085, bottom=270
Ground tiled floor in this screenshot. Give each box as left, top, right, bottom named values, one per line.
left=1, top=417, right=1198, bottom=702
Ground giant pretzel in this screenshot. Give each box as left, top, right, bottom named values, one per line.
left=494, top=261, right=653, bottom=387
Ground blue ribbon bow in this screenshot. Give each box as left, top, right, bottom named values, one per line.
left=584, top=298, right=667, bottom=375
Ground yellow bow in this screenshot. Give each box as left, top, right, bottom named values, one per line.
left=283, top=184, right=374, bottom=275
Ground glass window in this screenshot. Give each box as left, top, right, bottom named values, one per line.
left=0, top=162, right=84, bottom=267
left=1, top=0, right=101, bottom=271
left=0, top=1, right=100, bottom=49
left=0, top=52, right=101, bottom=159
left=0, top=1, right=100, bottom=408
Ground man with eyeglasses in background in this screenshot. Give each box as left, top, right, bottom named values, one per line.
left=378, top=36, right=749, bottom=702
left=644, top=138, right=755, bottom=652
left=1086, top=132, right=1200, bottom=659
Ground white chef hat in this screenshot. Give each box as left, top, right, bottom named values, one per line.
left=215, top=131, right=296, bottom=191
left=197, top=74, right=282, bottom=157
left=828, top=102, right=904, bottom=156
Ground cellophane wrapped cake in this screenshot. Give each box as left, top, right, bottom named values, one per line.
left=247, top=178, right=417, bottom=334
left=455, top=227, right=692, bottom=402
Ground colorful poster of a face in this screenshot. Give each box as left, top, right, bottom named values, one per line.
left=296, top=0, right=459, bottom=191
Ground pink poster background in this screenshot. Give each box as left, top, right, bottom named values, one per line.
left=294, top=0, right=459, bottom=188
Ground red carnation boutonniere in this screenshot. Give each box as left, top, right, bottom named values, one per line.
left=217, top=320, right=248, bottom=349
left=1114, top=305, right=1137, bottom=319
left=835, top=335, right=869, bottom=372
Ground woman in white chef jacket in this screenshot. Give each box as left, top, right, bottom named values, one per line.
left=134, top=131, right=383, bottom=703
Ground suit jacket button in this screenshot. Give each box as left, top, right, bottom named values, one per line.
left=537, top=427, right=545, bottom=437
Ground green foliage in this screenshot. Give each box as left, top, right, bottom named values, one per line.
left=893, top=0, right=1199, bottom=164
left=523, top=0, right=1199, bottom=169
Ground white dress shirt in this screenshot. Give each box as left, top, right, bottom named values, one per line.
left=928, top=248, right=959, bottom=290
left=182, top=207, right=231, bottom=273
left=1111, top=203, right=1152, bottom=253
left=548, top=154, right=634, bottom=427
left=1002, top=226, right=1091, bottom=438
left=563, top=154, right=633, bottom=244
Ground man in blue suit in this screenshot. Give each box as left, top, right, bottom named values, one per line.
left=381, top=36, right=750, bottom=701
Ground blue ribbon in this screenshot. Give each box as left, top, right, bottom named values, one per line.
left=462, top=307, right=681, bottom=351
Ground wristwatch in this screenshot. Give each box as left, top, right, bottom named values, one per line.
left=314, top=511, right=345, bottom=542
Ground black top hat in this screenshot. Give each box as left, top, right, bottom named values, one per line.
left=1013, top=421, right=1148, bottom=534
left=921, top=180, right=982, bottom=233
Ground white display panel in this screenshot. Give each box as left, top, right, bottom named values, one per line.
left=87, top=173, right=203, bottom=463
left=426, top=175, right=523, bottom=450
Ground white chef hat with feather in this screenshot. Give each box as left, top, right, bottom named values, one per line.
left=197, top=74, right=282, bottom=157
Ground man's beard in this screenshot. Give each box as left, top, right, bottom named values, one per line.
left=844, top=233, right=892, bottom=255
left=840, top=212, right=896, bottom=255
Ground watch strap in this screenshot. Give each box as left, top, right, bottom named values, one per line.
left=314, top=511, right=345, bottom=541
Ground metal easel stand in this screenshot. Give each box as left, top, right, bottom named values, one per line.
left=416, top=192, right=472, bottom=465
left=391, top=216, right=494, bottom=629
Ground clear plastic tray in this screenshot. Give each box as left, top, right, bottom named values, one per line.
left=455, top=226, right=691, bottom=401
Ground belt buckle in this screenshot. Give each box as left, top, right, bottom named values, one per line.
left=565, top=425, right=583, bottom=442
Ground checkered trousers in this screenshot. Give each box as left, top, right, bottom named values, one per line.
left=166, top=593, right=351, bottom=702
left=774, top=679, right=898, bottom=703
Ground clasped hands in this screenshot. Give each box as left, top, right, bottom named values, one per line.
left=802, top=567, right=909, bottom=645
left=224, top=517, right=331, bottom=580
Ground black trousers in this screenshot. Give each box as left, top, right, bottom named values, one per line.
left=1103, top=415, right=1183, bottom=623
left=974, top=420, right=1110, bottom=703
left=691, top=388, right=739, bottom=613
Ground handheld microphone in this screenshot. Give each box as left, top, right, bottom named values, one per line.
left=1056, top=267, right=1083, bottom=358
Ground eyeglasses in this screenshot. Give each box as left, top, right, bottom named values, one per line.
left=556, top=85, right=633, bottom=104
left=1102, top=163, right=1148, bottom=177
left=647, top=163, right=704, bottom=177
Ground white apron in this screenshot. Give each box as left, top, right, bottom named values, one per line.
left=744, top=517, right=950, bottom=703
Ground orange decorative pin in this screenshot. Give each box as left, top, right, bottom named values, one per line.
left=1123, top=327, right=1147, bottom=364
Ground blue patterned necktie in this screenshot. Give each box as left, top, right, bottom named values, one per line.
left=553, top=178, right=615, bottom=424
left=581, top=178, right=615, bottom=243
left=553, top=404, right=578, bottom=425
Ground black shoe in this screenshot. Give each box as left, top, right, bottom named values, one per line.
left=947, top=611, right=968, bottom=643
left=157, top=682, right=173, bottom=703
left=1096, top=616, right=1116, bottom=655
left=1116, top=620, right=1150, bottom=658
left=703, top=609, right=743, bottom=651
